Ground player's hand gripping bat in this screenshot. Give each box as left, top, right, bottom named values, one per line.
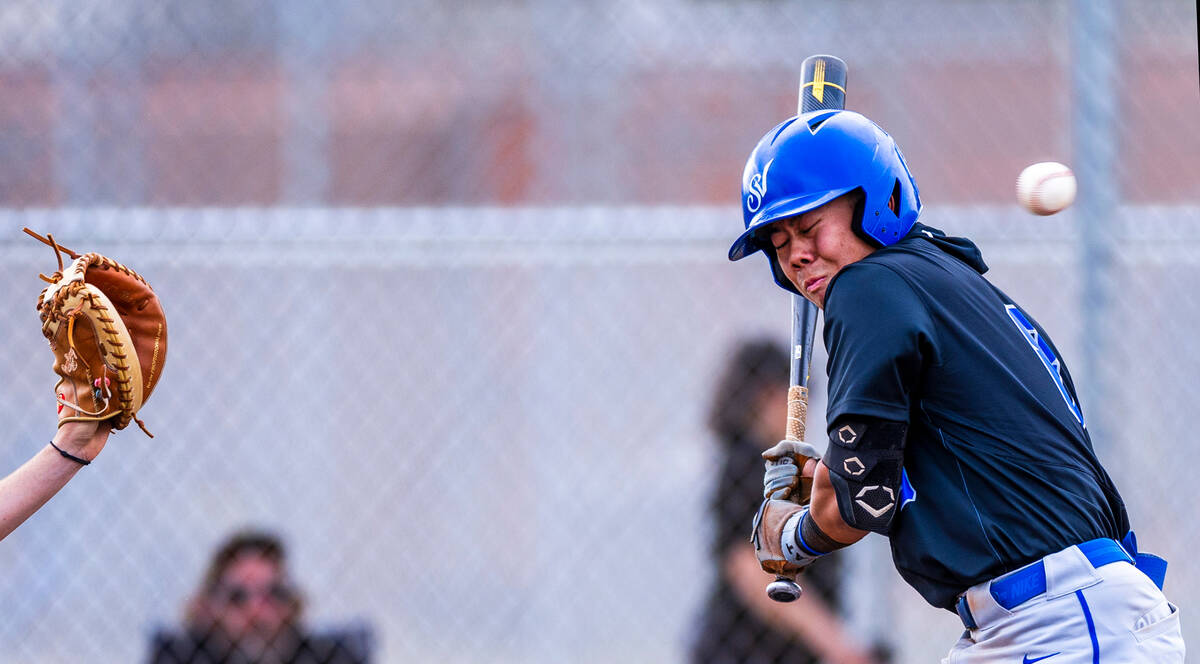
left=763, top=54, right=847, bottom=603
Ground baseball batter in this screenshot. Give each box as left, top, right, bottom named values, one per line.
left=731, top=110, right=1185, bottom=662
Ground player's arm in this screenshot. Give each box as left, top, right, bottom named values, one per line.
left=759, top=415, right=906, bottom=566
left=759, top=265, right=925, bottom=566
left=810, top=416, right=908, bottom=543
left=0, top=421, right=111, bottom=541
left=808, top=462, right=869, bottom=546
left=800, top=262, right=926, bottom=550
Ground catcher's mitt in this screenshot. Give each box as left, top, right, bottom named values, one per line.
left=26, top=228, right=167, bottom=437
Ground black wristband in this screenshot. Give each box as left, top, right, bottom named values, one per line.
left=49, top=440, right=90, bottom=466
left=798, top=510, right=847, bottom=555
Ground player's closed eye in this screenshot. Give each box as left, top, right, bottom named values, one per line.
left=768, top=229, right=789, bottom=251
left=770, top=219, right=817, bottom=249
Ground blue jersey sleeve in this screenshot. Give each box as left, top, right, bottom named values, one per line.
left=823, top=261, right=937, bottom=427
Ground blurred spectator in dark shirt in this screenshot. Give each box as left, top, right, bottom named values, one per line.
left=148, top=529, right=371, bottom=664
left=690, top=339, right=888, bottom=664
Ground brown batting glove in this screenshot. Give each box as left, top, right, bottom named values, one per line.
left=752, top=498, right=808, bottom=577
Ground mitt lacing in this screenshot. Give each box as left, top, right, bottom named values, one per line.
left=54, top=299, right=113, bottom=418
left=25, top=228, right=155, bottom=437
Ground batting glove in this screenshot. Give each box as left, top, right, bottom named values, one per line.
left=761, top=439, right=821, bottom=502
left=753, top=499, right=825, bottom=575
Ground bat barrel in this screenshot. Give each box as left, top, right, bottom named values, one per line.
left=788, top=295, right=820, bottom=389
left=798, top=54, right=847, bottom=113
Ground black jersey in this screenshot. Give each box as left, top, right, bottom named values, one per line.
left=821, top=223, right=1130, bottom=610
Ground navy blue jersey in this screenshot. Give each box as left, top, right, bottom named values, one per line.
left=822, top=223, right=1130, bottom=610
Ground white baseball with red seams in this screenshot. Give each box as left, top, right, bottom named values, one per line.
left=1016, top=161, right=1076, bottom=215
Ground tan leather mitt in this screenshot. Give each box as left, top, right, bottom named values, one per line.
left=26, top=228, right=167, bottom=437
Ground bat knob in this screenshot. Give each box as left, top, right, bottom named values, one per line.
left=766, top=576, right=802, bottom=602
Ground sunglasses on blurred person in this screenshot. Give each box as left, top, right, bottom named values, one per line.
left=212, top=581, right=294, bottom=607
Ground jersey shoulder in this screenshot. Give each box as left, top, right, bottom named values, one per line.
left=829, top=228, right=986, bottom=309
left=825, top=254, right=923, bottom=318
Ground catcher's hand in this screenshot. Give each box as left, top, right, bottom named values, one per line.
left=762, top=439, right=821, bottom=504
left=54, top=420, right=114, bottom=464
left=26, top=229, right=167, bottom=437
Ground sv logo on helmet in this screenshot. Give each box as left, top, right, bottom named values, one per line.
left=745, top=158, right=774, bottom=213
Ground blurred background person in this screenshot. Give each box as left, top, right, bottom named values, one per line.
left=148, top=529, right=371, bottom=664
left=690, top=338, right=887, bottom=664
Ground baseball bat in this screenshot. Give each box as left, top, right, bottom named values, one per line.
left=765, top=54, right=847, bottom=604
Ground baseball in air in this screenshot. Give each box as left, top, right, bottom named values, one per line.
left=1016, top=161, right=1077, bottom=215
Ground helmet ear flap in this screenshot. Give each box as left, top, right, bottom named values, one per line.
left=853, top=177, right=913, bottom=247
left=847, top=187, right=879, bottom=248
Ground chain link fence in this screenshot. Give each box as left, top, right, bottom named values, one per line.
left=0, top=1, right=1196, bottom=662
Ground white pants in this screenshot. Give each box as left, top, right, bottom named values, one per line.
left=942, top=543, right=1184, bottom=663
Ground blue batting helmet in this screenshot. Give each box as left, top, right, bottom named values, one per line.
left=728, top=109, right=921, bottom=293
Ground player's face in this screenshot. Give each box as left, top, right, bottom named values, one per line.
left=209, top=553, right=295, bottom=650
left=766, top=194, right=874, bottom=309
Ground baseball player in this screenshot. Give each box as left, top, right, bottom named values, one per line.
left=730, top=109, right=1185, bottom=662
left=0, top=421, right=111, bottom=541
